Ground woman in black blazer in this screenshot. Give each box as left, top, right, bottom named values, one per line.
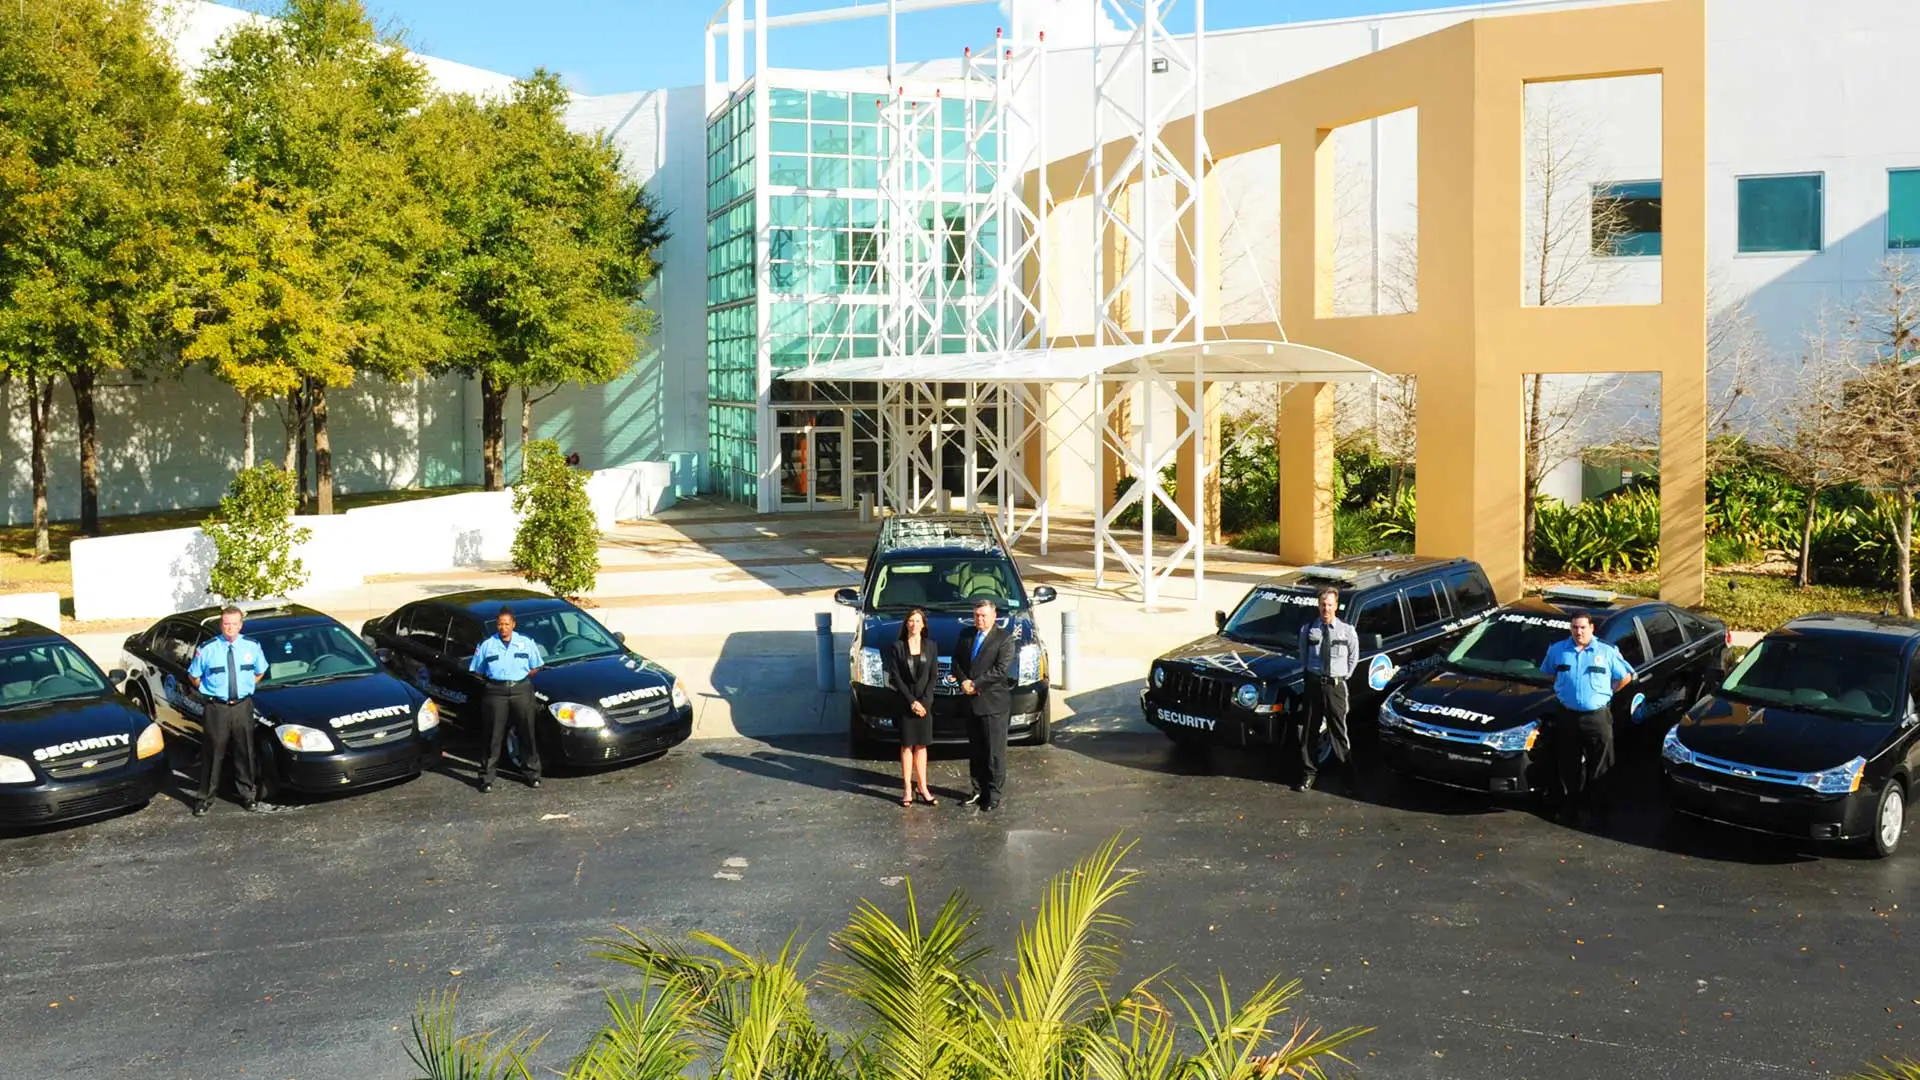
left=889, top=607, right=938, bottom=807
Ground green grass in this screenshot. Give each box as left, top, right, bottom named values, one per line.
left=0, top=484, right=482, bottom=599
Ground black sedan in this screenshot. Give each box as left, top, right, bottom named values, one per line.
left=0, top=618, right=168, bottom=827
left=1378, top=587, right=1728, bottom=797
left=361, top=590, right=693, bottom=770
left=121, top=603, right=442, bottom=801
left=1664, top=613, right=1920, bottom=857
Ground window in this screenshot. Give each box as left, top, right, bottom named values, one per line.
left=1445, top=571, right=1495, bottom=617
left=0, top=641, right=109, bottom=704
left=1593, top=180, right=1662, bottom=256
left=1639, top=609, right=1686, bottom=658
left=1601, top=617, right=1648, bottom=667
left=1353, top=594, right=1407, bottom=651
left=446, top=617, right=484, bottom=659
left=399, top=606, right=449, bottom=652
left=156, top=623, right=203, bottom=669
left=1891, top=169, right=1920, bottom=250
left=1406, top=582, right=1446, bottom=629
left=1675, top=609, right=1719, bottom=643
left=1737, top=174, right=1823, bottom=253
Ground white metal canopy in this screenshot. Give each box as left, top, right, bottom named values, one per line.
left=775, top=339, right=1383, bottom=386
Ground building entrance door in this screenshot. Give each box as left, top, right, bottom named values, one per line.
left=775, top=411, right=850, bottom=510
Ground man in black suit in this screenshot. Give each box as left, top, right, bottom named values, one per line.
left=954, top=597, right=1015, bottom=813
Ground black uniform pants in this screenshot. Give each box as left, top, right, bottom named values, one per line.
left=967, top=710, right=1008, bottom=805
left=1299, top=674, right=1351, bottom=778
left=480, top=680, right=540, bottom=784
left=197, top=697, right=257, bottom=807
left=1552, top=705, right=1614, bottom=809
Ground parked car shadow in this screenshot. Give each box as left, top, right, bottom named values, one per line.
left=703, top=733, right=922, bottom=803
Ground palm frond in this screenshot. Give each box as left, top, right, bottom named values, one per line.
left=563, top=981, right=699, bottom=1080
left=1081, top=984, right=1179, bottom=1080
left=1847, top=1061, right=1920, bottom=1080
left=405, top=988, right=544, bottom=1080
left=822, top=880, right=988, bottom=1080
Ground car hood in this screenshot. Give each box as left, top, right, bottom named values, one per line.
left=531, top=653, right=677, bottom=709
left=0, top=694, right=152, bottom=768
left=862, top=611, right=1039, bottom=656
left=254, top=672, right=423, bottom=730
left=1390, top=671, right=1558, bottom=731
left=1674, top=695, right=1901, bottom=772
left=1155, top=634, right=1304, bottom=683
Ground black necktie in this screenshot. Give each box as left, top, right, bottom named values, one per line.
left=224, top=642, right=237, bottom=702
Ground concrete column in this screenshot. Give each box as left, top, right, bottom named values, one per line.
left=1659, top=366, right=1708, bottom=606
left=1277, top=382, right=1334, bottom=565
left=1414, top=369, right=1525, bottom=600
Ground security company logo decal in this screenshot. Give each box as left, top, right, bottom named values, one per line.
left=599, top=686, right=668, bottom=709
left=1399, top=699, right=1496, bottom=725
left=327, top=704, right=410, bottom=730
left=33, top=734, right=131, bottom=762
left=1367, top=654, right=1397, bottom=692
left=1157, top=709, right=1216, bottom=732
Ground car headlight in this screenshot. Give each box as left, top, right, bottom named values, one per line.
left=1234, top=683, right=1260, bottom=710
left=1661, top=725, right=1694, bottom=766
left=276, top=724, right=335, bottom=752
left=1802, top=756, right=1867, bottom=795
left=1378, top=697, right=1408, bottom=729
left=1151, top=664, right=1166, bottom=689
left=0, top=754, right=34, bottom=784
left=852, top=646, right=886, bottom=687
left=1480, top=721, right=1539, bottom=753
left=1017, top=643, right=1044, bottom=685
left=136, top=723, right=165, bottom=759
left=549, top=702, right=607, bottom=729
left=671, top=679, right=690, bottom=710
left=416, top=699, right=440, bottom=732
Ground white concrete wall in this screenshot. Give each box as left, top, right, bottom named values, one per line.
left=0, top=593, right=62, bottom=632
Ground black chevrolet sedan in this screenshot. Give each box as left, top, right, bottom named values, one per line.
left=0, top=618, right=168, bottom=827
left=122, top=603, right=441, bottom=801
left=1664, top=613, right=1920, bottom=857
left=1378, top=587, right=1728, bottom=796
left=361, top=590, right=692, bottom=770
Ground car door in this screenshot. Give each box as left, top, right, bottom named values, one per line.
left=148, top=620, right=211, bottom=745
left=441, top=613, right=488, bottom=722
left=1600, top=614, right=1653, bottom=735
left=1391, top=578, right=1460, bottom=687
left=1349, top=589, right=1412, bottom=718
left=391, top=605, right=461, bottom=714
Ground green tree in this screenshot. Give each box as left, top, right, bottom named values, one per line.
left=0, top=0, right=216, bottom=548
left=510, top=440, right=598, bottom=599
left=191, top=0, right=447, bottom=512
left=203, top=463, right=312, bottom=602
left=404, top=837, right=1366, bottom=1080
left=413, top=72, right=666, bottom=490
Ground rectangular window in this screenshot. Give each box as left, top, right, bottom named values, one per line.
left=1354, top=595, right=1407, bottom=651
left=1891, top=169, right=1920, bottom=250
left=1737, top=173, right=1823, bottom=254
left=1592, top=180, right=1662, bottom=257
left=1406, top=582, right=1446, bottom=629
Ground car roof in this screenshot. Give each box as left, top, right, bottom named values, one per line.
left=0, top=617, right=68, bottom=647
left=414, top=588, right=571, bottom=620
left=875, top=514, right=1008, bottom=558
left=1774, top=612, right=1920, bottom=641
left=1266, top=552, right=1479, bottom=593
left=172, top=601, right=336, bottom=630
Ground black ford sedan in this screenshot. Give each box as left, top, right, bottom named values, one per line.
left=122, top=603, right=441, bottom=801
left=1663, top=613, right=1920, bottom=857
left=362, top=590, right=693, bottom=770
left=1379, top=587, right=1727, bottom=796
left=0, top=618, right=168, bottom=827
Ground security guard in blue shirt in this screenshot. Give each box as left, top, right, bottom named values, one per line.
left=469, top=607, right=545, bottom=792
left=1538, top=612, right=1635, bottom=821
left=187, top=606, right=272, bottom=816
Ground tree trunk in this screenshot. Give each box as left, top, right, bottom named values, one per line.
left=1900, top=489, right=1915, bottom=619
left=296, top=381, right=311, bottom=510
left=28, top=374, right=54, bottom=560
left=312, top=383, right=333, bottom=515
left=71, top=367, right=100, bottom=535
left=1523, top=374, right=1546, bottom=561
left=240, top=392, right=255, bottom=469
left=481, top=372, right=508, bottom=491
left=283, top=387, right=301, bottom=473
left=1795, top=482, right=1819, bottom=589
left=520, top=385, right=533, bottom=481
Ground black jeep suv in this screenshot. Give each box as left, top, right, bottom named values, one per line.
left=835, top=514, right=1057, bottom=755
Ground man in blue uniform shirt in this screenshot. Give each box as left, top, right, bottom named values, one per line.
left=187, top=606, right=272, bottom=816
left=1539, top=612, right=1634, bottom=822
left=469, top=607, right=545, bottom=792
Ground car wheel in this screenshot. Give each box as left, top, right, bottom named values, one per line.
left=128, top=683, right=156, bottom=720
left=847, top=703, right=882, bottom=760
left=1019, top=712, right=1051, bottom=747
left=253, top=733, right=285, bottom=805
left=1869, top=780, right=1907, bottom=859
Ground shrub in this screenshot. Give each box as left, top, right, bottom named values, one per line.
left=1218, top=433, right=1278, bottom=534
left=1800, top=498, right=1903, bottom=587
left=511, top=440, right=599, bottom=599
left=404, top=838, right=1366, bottom=1080
left=1530, top=487, right=1662, bottom=575
left=1113, top=467, right=1180, bottom=534
left=1229, top=521, right=1279, bottom=555
left=202, top=463, right=311, bottom=602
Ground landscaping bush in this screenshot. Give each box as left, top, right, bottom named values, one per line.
left=1530, top=487, right=1662, bottom=575
left=1800, top=498, right=1903, bottom=588
left=511, top=440, right=599, bottom=599
left=1112, top=468, right=1180, bottom=535
left=1218, top=433, right=1277, bottom=534
left=202, top=463, right=311, bottom=602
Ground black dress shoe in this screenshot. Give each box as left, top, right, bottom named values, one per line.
left=979, top=801, right=997, bottom=813
left=192, top=802, right=211, bottom=818
left=527, top=777, right=542, bottom=790
left=479, top=781, right=493, bottom=794
left=1294, top=775, right=1316, bottom=792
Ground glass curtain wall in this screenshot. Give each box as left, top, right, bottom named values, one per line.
left=706, top=90, right=758, bottom=504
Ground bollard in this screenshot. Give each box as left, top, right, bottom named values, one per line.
left=1058, top=609, right=1078, bottom=692
left=815, top=612, right=837, bottom=692
left=936, top=488, right=950, bottom=512
left=858, top=492, right=872, bottom=525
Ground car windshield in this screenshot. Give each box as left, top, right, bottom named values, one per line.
left=1220, top=586, right=1342, bottom=651
left=1720, top=633, right=1906, bottom=720
left=869, top=557, right=1026, bottom=612
left=1445, top=613, right=1569, bottom=683
left=510, top=607, right=624, bottom=664
left=252, top=622, right=381, bottom=685
left=0, top=640, right=110, bottom=710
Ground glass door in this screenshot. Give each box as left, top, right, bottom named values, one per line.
left=777, top=428, right=811, bottom=507
left=775, top=411, right=851, bottom=510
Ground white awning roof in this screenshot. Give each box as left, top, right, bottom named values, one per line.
left=775, top=339, right=1381, bottom=385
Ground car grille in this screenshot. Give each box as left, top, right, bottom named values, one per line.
left=1162, top=667, right=1233, bottom=714
left=935, top=657, right=963, bottom=695
left=607, top=698, right=673, bottom=725
left=346, top=756, right=418, bottom=786
left=43, top=749, right=133, bottom=781
left=337, top=718, right=414, bottom=750
left=1687, top=751, right=1807, bottom=789
left=56, top=785, right=145, bottom=819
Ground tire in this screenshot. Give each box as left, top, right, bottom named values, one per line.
left=253, top=731, right=285, bottom=805
left=1018, top=711, right=1051, bottom=747
left=1868, top=780, right=1907, bottom=859
left=128, top=683, right=156, bottom=720
left=847, top=703, right=882, bottom=760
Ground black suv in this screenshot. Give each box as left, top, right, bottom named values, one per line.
left=1142, top=553, right=1497, bottom=755
left=835, top=514, right=1057, bottom=754
left=1379, top=586, right=1728, bottom=796
left=1665, top=613, right=1920, bottom=858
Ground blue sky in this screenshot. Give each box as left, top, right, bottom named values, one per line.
left=227, top=0, right=1461, bottom=94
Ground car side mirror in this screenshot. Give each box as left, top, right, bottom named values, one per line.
left=833, top=587, right=862, bottom=608
left=1031, top=585, right=1057, bottom=605
left=107, top=668, right=128, bottom=686
left=375, top=648, right=394, bottom=665
left=1214, top=610, right=1228, bottom=631
left=613, top=631, right=626, bottom=645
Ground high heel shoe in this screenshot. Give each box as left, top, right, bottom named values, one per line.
left=901, top=794, right=915, bottom=807
left=917, top=791, right=938, bottom=806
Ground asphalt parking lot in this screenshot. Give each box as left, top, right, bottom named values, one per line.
left=3, top=723, right=1913, bottom=1080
